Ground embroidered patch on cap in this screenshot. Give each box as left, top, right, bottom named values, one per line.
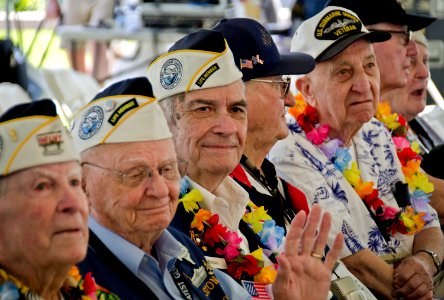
left=196, top=63, right=220, bottom=87
left=78, top=106, right=104, bottom=140
left=108, top=98, right=139, bottom=126
left=160, top=58, right=183, bottom=90
left=315, top=9, right=361, bottom=40
left=37, top=130, right=64, bottom=156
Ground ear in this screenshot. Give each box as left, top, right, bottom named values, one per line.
left=296, top=76, right=317, bottom=107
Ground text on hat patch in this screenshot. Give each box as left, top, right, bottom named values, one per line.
left=316, top=9, right=362, bottom=40
left=108, top=98, right=139, bottom=126
left=37, top=131, right=64, bottom=156
left=196, top=63, right=220, bottom=87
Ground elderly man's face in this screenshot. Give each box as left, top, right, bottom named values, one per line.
left=300, top=39, right=380, bottom=133
left=390, top=43, right=429, bottom=121
left=84, top=139, right=180, bottom=243
left=367, top=23, right=418, bottom=94
left=171, top=80, right=247, bottom=183
left=0, top=162, right=88, bottom=270
left=245, top=76, right=295, bottom=143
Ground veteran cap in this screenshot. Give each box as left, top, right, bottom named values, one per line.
left=147, top=29, right=243, bottom=100
left=0, top=99, right=80, bottom=176
left=291, top=6, right=390, bottom=62
left=325, top=0, right=436, bottom=31
left=212, top=18, right=315, bottom=81
left=71, top=77, right=172, bottom=153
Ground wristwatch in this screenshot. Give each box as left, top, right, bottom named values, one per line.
left=416, top=249, right=441, bottom=274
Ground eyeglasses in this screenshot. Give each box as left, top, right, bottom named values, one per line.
left=81, top=161, right=188, bottom=186
left=250, top=77, right=291, bottom=98
left=368, top=29, right=412, bottom=46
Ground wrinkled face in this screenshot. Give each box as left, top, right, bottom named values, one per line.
left=299, top=39, right=380, bottom=132
left=367, top=23, right=418, bottom=94
left=170, top=80, right=247, bottom=181
left=84, top=140, right=180, bottom=242
left=245, top=76, right=295, bottom=143
left=0, top=162, right=88, bottom=270
left=390, top=43, right=429, bottom=121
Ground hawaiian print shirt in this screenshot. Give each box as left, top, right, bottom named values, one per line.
left=269, top=116, right=440, bottom=259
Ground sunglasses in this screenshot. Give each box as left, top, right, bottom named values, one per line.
left=250, top=77, right=291, bottom=98
left=368, top=29, right=412, bottom=46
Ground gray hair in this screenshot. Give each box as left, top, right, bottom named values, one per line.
left=412, top=30, right=428, bottom=49
left=158, top=93, right=185, bottom=127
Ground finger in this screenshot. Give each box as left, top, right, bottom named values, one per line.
left=300, top=204, right=322, bottom=255
left=274, top=255, right=290, bottom=287
left=284, top=209, right=306, bottom=255
left=393, top=279, right=432, bottom=299
left=324, top=233, right=344, bottom=270
left=312, top=210, right=332, bottom=256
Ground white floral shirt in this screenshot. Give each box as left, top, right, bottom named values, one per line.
left=268, top=115, right=440, bottom=259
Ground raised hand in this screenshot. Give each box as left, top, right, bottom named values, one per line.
left=272, top=204, right=344, bottom=300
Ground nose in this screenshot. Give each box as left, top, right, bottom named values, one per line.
left=58, top=185, right=87, bottom=214
left=415, top=59, right=429, bottom=80
left=143, top=172, right=170, bottom=199
left=351, top=70, right=372, bottom=94
left=212, top=112, right=238, bottom=136
left=284, top=92, right=296, bottom=107
left=406, top=40, right=419, bottom=58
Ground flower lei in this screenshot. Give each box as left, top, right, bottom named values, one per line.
left=178, top=178, right=285, bottom=285
left=376, top=102, right=434, bottom=220
left=288, top=94, right=428, bottom=237
left=0, top=266, right=119, bottom=300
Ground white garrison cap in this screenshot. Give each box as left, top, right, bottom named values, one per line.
left=71, top=77, right=172, bottom=153
left=0, top=99, right=80, bottom=176
left=147, top=29, right=243, bottom=101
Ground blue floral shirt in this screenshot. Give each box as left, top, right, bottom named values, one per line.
left=269, top=116, right=440, bottom=258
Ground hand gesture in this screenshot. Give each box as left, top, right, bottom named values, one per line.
left=272, top=204, right=344, bottom=300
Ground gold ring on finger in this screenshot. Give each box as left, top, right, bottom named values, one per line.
left=310, top=252, right=323, bottom=259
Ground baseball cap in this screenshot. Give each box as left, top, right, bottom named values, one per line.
left=325, top=0, right=436, bottom=31
left=147, top=30, right=243, bottom=101
left=71, top=77, right=172, bottom=154
left=212, top=18, right=315, bottom=81
left=0, top=99, right=80, bottom=176
left=291, top=6, right=390, bottom=62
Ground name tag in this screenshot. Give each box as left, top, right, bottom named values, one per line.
left=205, top=256, right=227, bottom=269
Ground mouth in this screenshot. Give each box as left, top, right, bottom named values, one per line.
left=54, top=228, right=83, bottom=236
left=138, top=203, right=171, bottom=214
left=411, top=87, right=426, bottom=97
left=350, top=99, right=372, bottom=106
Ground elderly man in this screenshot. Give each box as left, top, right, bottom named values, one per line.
left=0, top=100, right=115, bottom=298
left=147, top=29, right=343, bottom=299
left=268, top=5, right=444, bottom=300
left=211, top=17, right=376, bottom=299
left=72, top=76, right=341, bottom=299
left=326, top=0, right=444, bottom=227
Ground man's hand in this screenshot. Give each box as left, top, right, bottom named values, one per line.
left=272, top=204, right=344, bottom=300
left=392, top=255, right=434, bottom=299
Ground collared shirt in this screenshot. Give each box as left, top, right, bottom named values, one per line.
left=269, top=116, right=440, bottom=259
left=89, top=216, right=250, bottom=299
